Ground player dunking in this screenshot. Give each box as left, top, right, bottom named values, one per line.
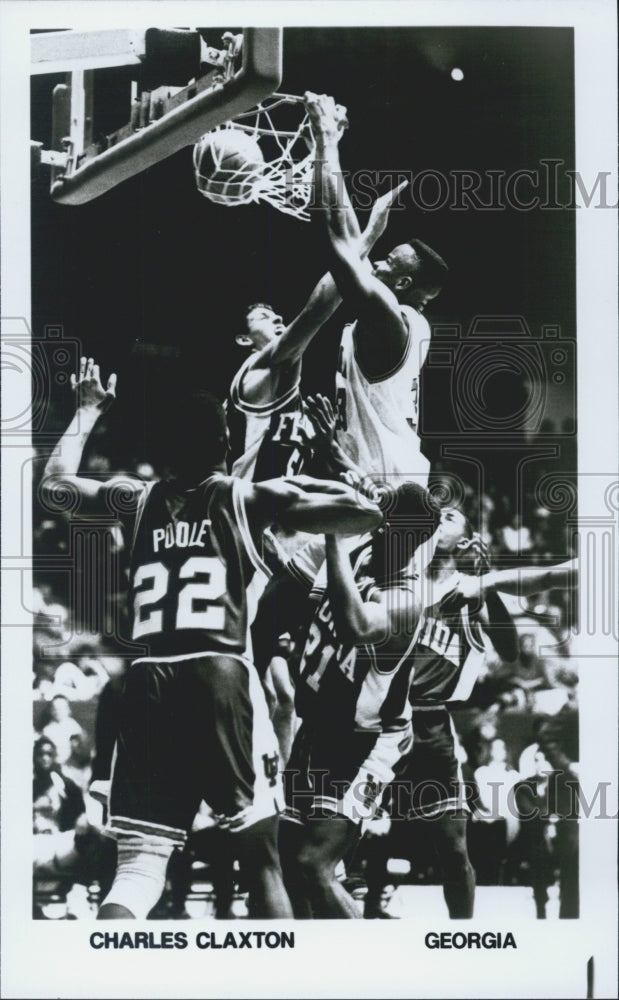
left=42, top=358, right=382, bottom=920
left=305, top=91, right=448, bottom=483
left=227, top=184, right=407, bottom=482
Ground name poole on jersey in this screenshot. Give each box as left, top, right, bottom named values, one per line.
left=152, top=519, right=212, bottom=552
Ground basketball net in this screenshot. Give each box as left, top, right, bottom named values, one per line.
left=194, top=94, right=315, bottom=221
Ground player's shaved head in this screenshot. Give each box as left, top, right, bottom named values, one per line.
left=370, top=481, right=441, bottom=584
left=157, top=390, right=229, bottom=480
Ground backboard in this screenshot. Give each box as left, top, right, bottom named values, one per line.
left=30, top=28, right=282, bottom=204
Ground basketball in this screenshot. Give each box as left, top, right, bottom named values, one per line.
left=194, top=126, right=265, bottom=204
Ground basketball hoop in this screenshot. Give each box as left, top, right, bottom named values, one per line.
left=193, top=93, right=315, bottom=221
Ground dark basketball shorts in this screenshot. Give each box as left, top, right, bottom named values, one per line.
left=283, top=721, right=413, bottom=826
left=107, top=653, right=283, bottom=847
left=383, top=706, right=469, bottom=821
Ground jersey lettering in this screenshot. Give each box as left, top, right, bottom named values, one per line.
left=270, top=411, right=306, bottom=446
left=417, top=614, right=461, bottom=667
left=152, top=519, right=211, bottom=552
left=301, top=620, right=356, bottom=692
left=132, top=555, right=226, bottom=639
left=133, top=562, right=168, bottom=638
left=335, top=386, right=347, bottom=431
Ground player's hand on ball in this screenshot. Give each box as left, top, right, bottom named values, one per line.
left=304, top=92, right=348, bottom=142
left=70, top=356, right=117, bottom=413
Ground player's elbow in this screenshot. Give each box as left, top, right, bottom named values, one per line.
left=337, top=614, right=385, bottom=646
left=39, top=473, right=78, bottom=516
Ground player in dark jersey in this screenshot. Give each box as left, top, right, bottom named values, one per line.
left=278, top=482, right=441, bottom=918
left=42, top=357, right=382, bottom=920
left=363, top=507, right=577, bottom=919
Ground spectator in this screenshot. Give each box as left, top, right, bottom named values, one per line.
left=33, top=660, right=60, bottom=701
left=62, top=734, right=93, bottom=794
left=33, top=736, right=106, bottom=915
left=469, top=738, right=520, bottom=884
left=41, top=695, right=85, bottom=765
left=497, top=511, right=533, bottom=557
left=33, top=737, right=85, bottom=835
left=511, top=634, right=551, bottom=706
left=513, top=747, right=556, bottom=918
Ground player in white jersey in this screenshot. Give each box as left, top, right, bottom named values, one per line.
left=363, top=507, right=577, bottom=919
left=41, top=358, right=382, bottom=920
left=305, top=92, right=448, bottom=483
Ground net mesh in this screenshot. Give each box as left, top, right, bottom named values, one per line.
left=193, top=94, right=315, bottom=221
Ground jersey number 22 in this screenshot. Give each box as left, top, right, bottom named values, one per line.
left=132, top=557, right=226, bottom=638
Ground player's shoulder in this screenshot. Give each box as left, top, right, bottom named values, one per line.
left=401, top=304, right=431, bottom=338
left=230, top=351, right=300, bottom=415
left=98, top=474, right=149, bottom=516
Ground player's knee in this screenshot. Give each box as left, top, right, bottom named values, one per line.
left=99, top=837, right=173, bottom=920
left=295, top=842, right=334, bottom=884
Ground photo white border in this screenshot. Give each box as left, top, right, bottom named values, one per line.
left=1, top=2, right=617, bottom=998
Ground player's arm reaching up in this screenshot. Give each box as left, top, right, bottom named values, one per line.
left=301, top=393, right=367, bottom=481
left=41, top=357, right=143, bottom=516
left=324, top=533, right=420, bottom=647
left=305, top=91, right=412, bottom=378
left=241, top=179, right=408, bottom=405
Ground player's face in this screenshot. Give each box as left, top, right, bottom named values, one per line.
left=372, top=245, right=438, bottom=312
left=245, top=306, right=285, bottom=348
left=434, top=507, right=470, bottom=552
left=372, top=244, right=418, bottom=288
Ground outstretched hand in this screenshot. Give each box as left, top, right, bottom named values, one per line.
left=366, top=180, right=409, bottom=243
left=70, top=357, right=117, bottom=413
left=304, top=394, right=337, bottom=454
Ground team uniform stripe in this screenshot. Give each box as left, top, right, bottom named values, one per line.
left=131, top=650, right=254, bottom=665
left=129, top=480, right=154, bottom=554
left=231, top=478, right=272, bottom=580
left=407, top=796, right=467, bottom=819
left=462, top=604, right=486, bottom=651
left=107, top=815, right=187, bottom=843
left=230, top=353, right=301, bottom=416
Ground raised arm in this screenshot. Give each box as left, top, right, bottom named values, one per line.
left=305, top=91, right=410, bottom=362
left=324, top=534, right=389, bottom=645
left=249, top=181, right=408, bottom=376
left=241, top=474, right=382, bottom=545
left=41, top=357, right=142, bottom=516
left=301, top=393, right=368, bottom=481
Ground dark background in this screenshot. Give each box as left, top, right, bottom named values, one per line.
left=30, top=26, right=576, bottom=492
